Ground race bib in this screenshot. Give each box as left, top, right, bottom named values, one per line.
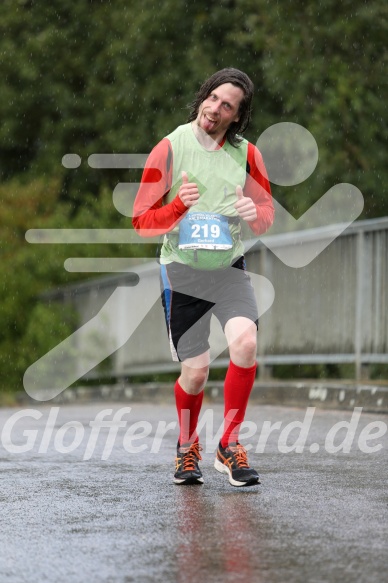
left=178, top=212, right=233, bottom=250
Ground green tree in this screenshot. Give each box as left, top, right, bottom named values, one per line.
left=0, top=0, right=387, bottom=390
left=233, top=0, right=388, bottom=217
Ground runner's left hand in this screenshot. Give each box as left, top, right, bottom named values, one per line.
left=234, top=185, right=257, bottom=222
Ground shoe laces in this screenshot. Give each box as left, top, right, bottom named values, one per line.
left=229, top=443, right=249, bottom=468
left=177, top=442, right=202, bottom=471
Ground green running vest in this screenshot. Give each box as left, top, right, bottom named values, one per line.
left=160, top=123, right=248, bottom=270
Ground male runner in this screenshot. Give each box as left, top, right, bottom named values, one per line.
left=133, top=68, right=274, bottom=486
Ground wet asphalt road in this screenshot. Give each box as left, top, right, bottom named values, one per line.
left=0, top=401, right=387, bottom=583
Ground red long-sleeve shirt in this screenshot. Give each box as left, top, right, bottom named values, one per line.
left=132, top=137, right=274, bottom=237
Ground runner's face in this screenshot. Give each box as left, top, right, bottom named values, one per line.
left=195, top=83, right=244, bottom=142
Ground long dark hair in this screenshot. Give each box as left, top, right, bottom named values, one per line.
left=187, top=68, right=254, bottom=147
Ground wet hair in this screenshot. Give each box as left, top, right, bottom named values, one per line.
left=187, top=68, right=254, bottom=147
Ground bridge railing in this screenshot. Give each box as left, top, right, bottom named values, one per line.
left=45, top=217, right=388, bottom=382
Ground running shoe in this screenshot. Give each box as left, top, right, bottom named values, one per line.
left=174, top=441, right=204, bottom=485
left=214, top=442, right=260, bottom=487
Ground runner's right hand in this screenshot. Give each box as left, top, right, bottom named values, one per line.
left=178, top=171, right=200, bottom=208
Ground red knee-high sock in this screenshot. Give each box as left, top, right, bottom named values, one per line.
left=174, top=380, right=204, bottom=446
left=221, top=360, right=257, bottom=448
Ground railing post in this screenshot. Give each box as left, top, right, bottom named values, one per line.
left=354, top=230, right=365, bottom=381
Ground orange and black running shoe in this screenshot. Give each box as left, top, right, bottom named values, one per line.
left=215, top=442, right=260, bottom=487
left=174, top=442, right=204, bottom=485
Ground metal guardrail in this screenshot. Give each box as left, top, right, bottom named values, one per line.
left=44, top=217, right=388, bottom=382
